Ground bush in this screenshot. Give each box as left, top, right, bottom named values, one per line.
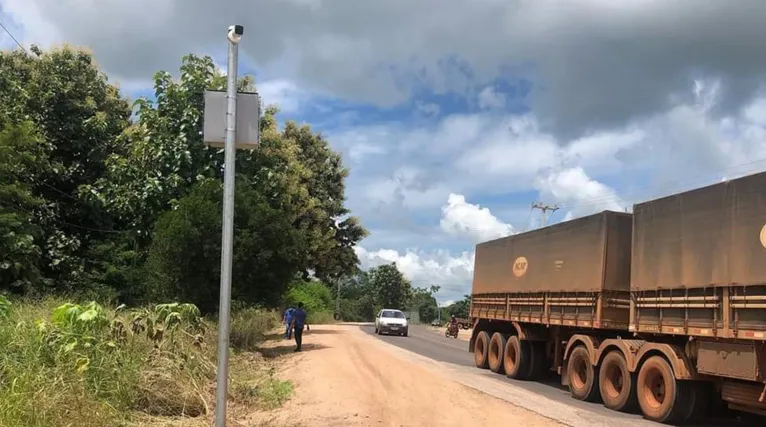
left=0, top=298, right=215, bottom=427
left=230, top=307, right=281, bottom=351
left=283, top=280, right=333, bottom=315
left=307, top=310, right=336, bottom=325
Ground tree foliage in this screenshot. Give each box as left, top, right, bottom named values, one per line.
left=408, top=285, right=440, bottom=323
left=444, top=294, right=472, bottom=318
left=336, top=264, right=414, bottom=321
left=0, top=46, right=367, bottom=310
left=0, top=46, right=131, bottom=295
left=283, top=280, right=334, bottom=314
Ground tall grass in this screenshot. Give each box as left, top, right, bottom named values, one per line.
left=307, top=310, right=336, bottom=325
left=230, top=308, right=281, bottom=351
left=0, top=298, right=290, bottom=427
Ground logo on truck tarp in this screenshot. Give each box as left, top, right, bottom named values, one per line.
left=512, top=256, right=528, bottom=277
left=761, top=224, right=766, bottom=249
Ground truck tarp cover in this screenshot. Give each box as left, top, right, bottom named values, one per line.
left=472, top=211, right=632, bottom=294
left=632, top=171, right=766, bottom=291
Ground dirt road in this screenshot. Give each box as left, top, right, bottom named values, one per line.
left=246, top=324, right=561, bottom=427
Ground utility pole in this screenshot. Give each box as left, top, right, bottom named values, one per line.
left=215, top=24, right=243, bottom=427
left=532, top=202, right=559, bottom=227
left=335, top=277, right=342, bottom=321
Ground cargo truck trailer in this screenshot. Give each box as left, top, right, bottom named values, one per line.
left=468, top=171, right=766, bottom=424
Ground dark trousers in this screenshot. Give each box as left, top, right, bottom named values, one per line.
left=293, top=325, right=303, bottom=350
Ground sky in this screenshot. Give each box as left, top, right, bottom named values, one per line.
left=4, top=0, right=766, bottom=304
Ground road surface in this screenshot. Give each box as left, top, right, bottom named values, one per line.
left=248, top=324, right=560, bottom=427
left=362, top=324, right=751, bottom=427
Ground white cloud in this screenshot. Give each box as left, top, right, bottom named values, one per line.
left=355, top=246, right=475, bottom=303
left=535, top=166, right=626, bottom=220
left=440, top=193, right=515, bottom=242
left=257, top=79, right=308, bottom=114
left=477, top=86, right=505, bottom=110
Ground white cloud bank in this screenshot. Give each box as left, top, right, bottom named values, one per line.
left=440, top=193, right=515, bottom=242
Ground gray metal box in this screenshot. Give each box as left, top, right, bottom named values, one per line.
left=203, top=90, right=260, bottom=149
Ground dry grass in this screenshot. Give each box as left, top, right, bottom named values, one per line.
left=230, top=308, right=281, bottom=351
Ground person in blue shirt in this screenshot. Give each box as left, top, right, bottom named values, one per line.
left=283, top=306, right=295, bottom=339
left=289, top=302, right=308, bottom=352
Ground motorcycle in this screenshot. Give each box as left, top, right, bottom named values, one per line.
left=445, top=323, right=459, bottom=338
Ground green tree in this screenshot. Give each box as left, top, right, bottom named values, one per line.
left=91, top=54, right=366, bottom=303
left=0, top=46, right=366, bottom=306
left=282, top=123, right=368, bottom=281
left=359, top=263, right=412, bottom=314
left=408, top=285, right=440, bottom=323
left=0, top=46, right=132, bottom=294
left=145, top=179, right=306, bottom=313
left=284, top=279, right=333, bottom=314
left=446, top=294, right=472, bottom=318
left=0, top=122, right=48, bottom=292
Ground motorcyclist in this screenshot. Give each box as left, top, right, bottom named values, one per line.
left=449, top=315, right=458, bottom=332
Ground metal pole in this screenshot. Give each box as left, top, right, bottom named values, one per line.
left=335, top=278, right=342, bottom=314
left=215, top=25, right=241, bottom=427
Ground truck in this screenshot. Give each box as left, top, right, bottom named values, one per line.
left=468, top=170, right=766, bottom=424
left=455, top=317, right=473, bottom=329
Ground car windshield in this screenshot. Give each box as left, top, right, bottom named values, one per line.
left=381, top=310, right=405, bottom=319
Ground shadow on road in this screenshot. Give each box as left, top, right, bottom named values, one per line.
left=258, top=343, right=330, bottom=358
left=304, top=328, right=344, bottom=335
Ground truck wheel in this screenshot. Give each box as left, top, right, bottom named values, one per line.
left=488, top=333, right=507, bottom=374
left=504, top=336, right=532, bottom=379
left=474, top=331, right=490, bottom=369
left=567, top=346, right=600, bottom=402
left=637, top=355, right=692, bottom=423
left=599, top=351, right=638, bottom=412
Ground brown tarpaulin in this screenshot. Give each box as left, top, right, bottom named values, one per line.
left=472, top=211, right=633, bottom=294
left=631, top=171, right=766, bottom=290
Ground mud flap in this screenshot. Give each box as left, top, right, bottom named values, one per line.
left=560, top=363, right=570, bottom=387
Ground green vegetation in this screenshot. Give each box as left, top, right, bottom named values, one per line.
left=335, top=263, right=416, bottom=322
left=0, top=297, right=291, bottom=426
left=0, top=46, right=367, bottom=309
left=284, top=280, right=336, bottom=323
left=0, top=43, right=451, bottom=426
left=443, top=294, right=472, bottom=319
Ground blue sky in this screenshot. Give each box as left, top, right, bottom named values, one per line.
left=5, top=1, right=766, bottom=303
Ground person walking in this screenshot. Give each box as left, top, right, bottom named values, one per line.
left=289, top=302, right=308, bottom=352
left=283, top=306, right=295, bottom=339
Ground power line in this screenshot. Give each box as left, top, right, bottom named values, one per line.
left=0, top=18, right=26, bottom=54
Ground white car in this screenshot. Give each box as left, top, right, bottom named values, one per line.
left=374, top=309, right=409, bottom=337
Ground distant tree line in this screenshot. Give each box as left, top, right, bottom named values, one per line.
left=333, top=263, right=472, bottom=323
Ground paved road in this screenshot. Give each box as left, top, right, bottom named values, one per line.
left=361, top=324, right=751, bottom=427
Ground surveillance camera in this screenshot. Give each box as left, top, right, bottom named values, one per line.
left=227, top=25, right=244, bottom=44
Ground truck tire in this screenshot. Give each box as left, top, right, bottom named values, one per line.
left=488, top=333, right=507, bottom=374
left=474, top=331, right=490, bottom=369
left=680, top=381, right=710, bottom=423
left=636, top=355, right=693, bottom=423
left=567, top=346, right=600, bottom=402
left=503, top=336, right=532, bottom=379
left=526, top=341, right=548, bottom=381
left=598, top=351, right=638, bottom=412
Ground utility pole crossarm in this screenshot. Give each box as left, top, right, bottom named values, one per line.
left=531, top=202, right=559, bottom=227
